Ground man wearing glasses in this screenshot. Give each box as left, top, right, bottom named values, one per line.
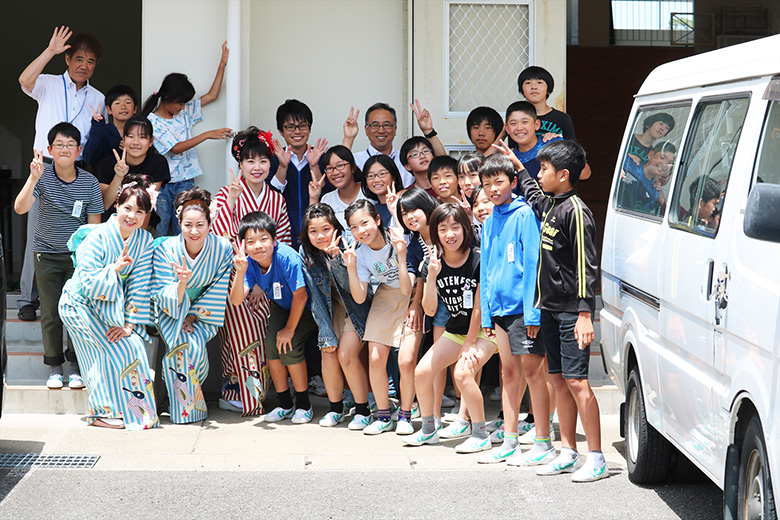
left=350, top=103, right=415, bottom=187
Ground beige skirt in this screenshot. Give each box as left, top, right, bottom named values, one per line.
left=363, top=284, right=420, bottom=347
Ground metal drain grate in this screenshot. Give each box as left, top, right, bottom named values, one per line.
left=0, top=453, right=99, bottom=469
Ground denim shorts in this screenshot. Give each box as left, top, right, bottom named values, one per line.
left=492, top=314, right=545, bottom=356
left=540, top=310, right=590, bottom=379
left=432, top=298, right=449, bottom=328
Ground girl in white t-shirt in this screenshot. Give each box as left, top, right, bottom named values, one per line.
left=343, top=200, right=420, bottom=435
left=310, top=145, right=368, bottom=239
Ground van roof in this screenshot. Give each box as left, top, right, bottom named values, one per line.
left=637, top=34, right=780, bottom=97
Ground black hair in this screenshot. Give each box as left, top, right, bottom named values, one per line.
left=175, top=187, right=213, bottom=224
left=642, top=112, right=676, bottom=133
left=47, top=122, right=80, bottom=146
left=105, top=85, right=139, bottom=109
left=537, top=140, right=587, bottom=185
left=362, top=155, right=405, bottom=201
left=478, top=153, right=516, bottom=183
left=517, top=66, right=555, bottom=98
left=65, top=32, right=102, bottom=61
left=276, top=99, right=313, bottom=131
left=469, top=185, right=485, bottom=207
left=141, top=73, right=196, bottom=117
left=427, top=155, right=458, bottom=182
left=322, top=145, right=362, bottom=184
left=457, top=152, right=485, bottom=176
left=365, top=102, right=397, bottom=125
left=344, top=199, right=389, bottom=245
left=116, top=173, right=152, bottom=213
left=400, top=136, right=433, bottom=167
left=123, top=115, right=154, bottom=139
left=429, top=203, right=474, bottom=255
left=466, top=107, right=503, bottom=136
left=300, top=203, right=344, bottom=268
left=238, top=211, right=277, bottom=241
left=651, top=140, right=677, bottom=155
left=505, top=100, right=537, bottom=122
left=232, top=126, right=273, bottom=163
left=396, top=186, right=438, bottom=234
left=689, top=177, right=721, bottom=207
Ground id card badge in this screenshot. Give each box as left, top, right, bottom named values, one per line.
left=463, top=289, right=473, bottom=309
left=507, top=242, right=515, bottom=263
left=272, top=282, right=282, bottom=300
left=71, top=200, right=83, bottom=217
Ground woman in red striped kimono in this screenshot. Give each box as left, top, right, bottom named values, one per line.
left=212, top=127, right=292, bottom=415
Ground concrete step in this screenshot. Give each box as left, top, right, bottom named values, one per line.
left=2, top=384, right=90, bottom=414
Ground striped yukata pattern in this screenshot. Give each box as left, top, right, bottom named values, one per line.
left=151, top=234, right=233, bottom=423
left=213, top=177, right=292, bottom=415
left=59, top=218, right=159, bottom=430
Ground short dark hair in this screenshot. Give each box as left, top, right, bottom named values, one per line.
left=238, top=211, right=277, bottom=241
left=478, top=153, right=516, bottom=183
left=116, top=174, right=152, bottom=213
left=651, top=140, right=677, bottom=155
left=427, top=155, right=458, bottom=182
left=47, top=122, right=80, bottom=145
left=457, top=152, right=485, bottom=176
left=345, top=198, right=386, bottom=230
left=362, top=155, right=405, bottom=201
left=123, top=116, right=154, bottom=140
left=322, top=145, right=362, bottom=184
left=517, top=66, right=554, bottom=97
left=505, top=100, right=537, bottom=122
left=400, top=136, right=433, bottom=167
left=365, top=102, right=397, bottom=125
left=141, top=73, right=195, bottom=117
left=642, top=112, right=676, bottom=133
left=429, top=203, right=474, bottom=255
left=468, top=185, right=485, bottom=207
left=65, top=32, right=102, bottom=61
left=232, top=126, right=273, bottom=162
left=689, top=177, right=721, bottom=207
left=105, top=85, right=139, bottom=108
left=276, top=99, right=313, bottom=131
left=466, top=106, right=503, bottom=135
left=396, top=186, right=438, bottom=233
left=537, top=140, right=587, bottom=185
left=175, top=187, right=213, bottom=225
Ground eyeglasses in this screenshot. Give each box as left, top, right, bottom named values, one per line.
left=324, top=162, right=350, bottom=174
left=407, top=149, right=432, bottom=159
left=365, top=170, right=389, bottom=181
left=51, top=143, right=78, bottom=150
left=367, top=122, right=396, bottom=131
left=283, top=122, right=310, bottom=132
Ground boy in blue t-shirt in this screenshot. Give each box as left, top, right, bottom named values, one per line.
left=230, top=211, right=317, bottom=424
left=505, top=101, right=562, bottom=187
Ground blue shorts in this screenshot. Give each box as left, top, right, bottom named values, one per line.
left=432, top=298, right=449, bottom=328
left=540, top=310, right=590, bottom=379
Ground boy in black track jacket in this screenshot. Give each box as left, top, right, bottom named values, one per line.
left=494, top=139, right=607, bottom=483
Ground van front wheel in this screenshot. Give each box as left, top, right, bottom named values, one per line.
left=738, top=416, right=777, bottom=520
left=624, top=367, right=671, bottom=484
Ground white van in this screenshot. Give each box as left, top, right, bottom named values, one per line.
left=601, top=34, right=780, bottom=518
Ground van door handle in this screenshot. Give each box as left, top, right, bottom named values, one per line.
left=706, top=259, right=715, bottom=300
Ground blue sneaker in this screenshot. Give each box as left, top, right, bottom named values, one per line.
left=536, top=452, right=583, bottom=476
left=455, top=435, right=491, bottom=454
left=264, top=406, right=294, bottom=423
left=477, top=445, right=519, bottom=464
left=404, top=429, right=440, bottom=446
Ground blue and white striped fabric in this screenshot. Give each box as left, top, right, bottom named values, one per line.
left=151, top=233, right=233, bottom=423
left=59, top=216, right=159, bottom=430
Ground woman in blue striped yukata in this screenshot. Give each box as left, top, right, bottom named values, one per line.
left=151, top=188, right=233, bottom=423
left=59, top=175, right=159, bottom=430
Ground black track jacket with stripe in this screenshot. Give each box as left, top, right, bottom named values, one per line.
left=518, top=170, right=598, bottom=314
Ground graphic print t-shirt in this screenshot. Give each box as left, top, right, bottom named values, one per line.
left=421, top=249, right=480, bottom=334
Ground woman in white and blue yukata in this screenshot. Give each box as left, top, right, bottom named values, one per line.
left=151, top=187, right=233, bottom=423
left=59, top=175, right=158, bottom=430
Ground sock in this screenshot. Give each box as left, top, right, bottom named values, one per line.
left=501, top=432, right=519, bottom=451
left=472, top=421, right=488, bottom=439
left=589, top=450, right=606, bottom=467
left=377, top=408, right=391, bottom=422
left=295, top=390, right=311, bottom=410
left=398, top=409, right=411, bottom=422
left=422, top=415, right=436, bottom=434
left=525, top=413, right=535, bottom=424
left=434, top=417, right=442, bottom=430
left=50, top=364, right=63, bottom=376
left=69, top=361, right=80, bottom=376
left=530, top=435, right=553, bottom=453
left=355, top=402, right=370, bottom=416
left=560, top=447, right=578, bottom=460
left=277, top=388, right=293, bottom=410
left=329, top=400, right=344, bottom=414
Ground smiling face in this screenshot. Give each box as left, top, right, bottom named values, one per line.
left=645, top=150, right=675, bottom=183
left=430, top=167, right=458, bottom=200
left=180, top=207, right=210, bottom=254
left=365, top=109, right=397, bottom=154
left=457, top=165, right=481, bottom=199
left=436, top=215, right=465, bottom=253
left=405, top=144, right=432, bottom=175
left=506, top=110, right=541, bottom=149
left=365, top=162, right=392, bottom=197
left=244, top=228, right=276, bottom=269
left=348, top=209, right=382, bottom=247
left=65, top=50, right=97, bottom=87
left=115, top=195, right=147, bottom=236
left=123, top=126, right=153, bottom=164
left=307, top=217, right=337, bottom=252
left=521, top=78, right=549, bottom=104
left=401, top=208, right=428, bottom=234
left=480, top=172, right=516, bottom=207
left=240, top=154, right=271, bottom=192
left=280, top=117, right=311, bottom=152
left=469, top=120, right=498, bottom=154
left=471, top=190, right=494, bottom=223
left=47, top=134, right=81, bottom=170
left=107, top=95, right=136, bottom=123
left=324, top=154, right=355, bottom=190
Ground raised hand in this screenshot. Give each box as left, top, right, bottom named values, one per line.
left=342, top=238, right=357, bottom=270
left=30, top=148, right=44, bottom=181
left=427, top=244, right=441, bottom=278
left=390, top=227, right=407, bottom=258
left=305, top=138, right=328, bottom=167
left=113, top=147, right=129, bottom=179
left=233, top=239, right=248, bottom=273
left=273, top=139, right=292, bottom=167
left=343, top=107, right=360, bottom=141
left=227, top=168, right=243, bottom=206
left=324, top=234, right=342, bottom=258
left=492, top=140, right=524, bottom=171
left=386, top=180, right=399, bottom=218
left=410, top=99, right=433, bottom=134
left=207, top=128, right=233, bottom=140
left=308, top=173, right=327, bottom=203
left=171, top=255, right=192, bottom=285
left=219, top=40, right=229, bottom=67
left=47, top=26, right=72, bottom=55
left=90, top=104, right=103, bottom=122
left=452, top=191, right=472, bottom=215
left=114, top=241, right=133, bottom=274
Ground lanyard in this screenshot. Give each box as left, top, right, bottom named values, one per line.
left=367, top=148, right=396, bottom=160
left=62, top=75, right=88, bottom=124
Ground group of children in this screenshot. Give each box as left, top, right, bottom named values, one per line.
left=16, top=27, right=606, bottom=483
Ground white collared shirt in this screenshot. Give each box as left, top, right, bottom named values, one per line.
left=22, top=71, right=106, bottom=158
left=354, top=144, right=415, bottom=188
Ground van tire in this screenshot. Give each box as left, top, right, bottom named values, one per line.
left=738, top=416, right=777, bottom=520
left=624, top=367, right=671, bottom=484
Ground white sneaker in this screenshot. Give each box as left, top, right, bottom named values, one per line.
left=477, top=444, right=519, bottom=464
left=486, top=418, right=504, bottom=432
left=439, top=420, right=471, bottom=439
left=488, top=386, right=501, bottom=402
left=395, top=418, right=415, bottom=435
left=517, top=419, right=534, bottom=434
left=348, top=414, right=372, bottom=431
left=319, top=411, right=345, bottom=427
left=363, top=419, right=394, bottom=435
left=68, top=373, right=85, bottom=389
left=218, top=398, right=243, bottom=412
left=536, top=452, right=583, bottom=476
left=507, top=447, right=556, bottom=467
left=291, top=407, right=313, bottom=424
left=490, top=427, right=505, bottom=444
left=441, top=394, right=456, bottom=408
left=410, top=403, right=421, bottom=419
left=454, top=435, right=491, bottom=454
left=46, top=373, right=64, bottom=389
left=404, top=429, right=439, bottom=446
left=264, top=406, right=294, bottom=423
left=519, top=425, right=556, bottom=444
left=571, top=457, right=609, bottom=482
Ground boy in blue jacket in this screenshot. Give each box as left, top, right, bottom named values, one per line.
left=476, top=153, right=554, bottom=466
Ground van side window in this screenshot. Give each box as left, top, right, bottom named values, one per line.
left=753, top=100, right=780, bottom=187
left=614, top=105, right=690, bottom=219
left=669, top=96, right=750, bottom=236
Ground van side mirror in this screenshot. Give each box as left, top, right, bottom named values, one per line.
left=744, top=183, right=780, bottom=243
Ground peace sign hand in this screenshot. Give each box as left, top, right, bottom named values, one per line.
left=233, top=240, right=248, bottom=273
left=342, top=238, right=358, bottom=270
left=324, top=234, right=342, bottom=258
left=47, top=26, right=72, bottom=55
left=410, top=99, right=434, bottom=134
left=171, top=255, right=192, bottom=285
left=452, top=190, right=472, bottom=216
left=492, top=140, right=524, bottom=171
left=30, top=149, right=44, bottom=181
left=427, top=245, right=441, bottom=278
left=305, top=138, right=328, bottom=167
left=90, top=104, right=103, bottom=122
left=308, top=173, right=327, bottom=203
left=343, top=107, right=360, bottom=140
left=227, top=168, right=243, bottom=206
left=390, top=227, right=407, bottom=258
left=114, top=241, right=133, bottom=274
left=386, top=181, right=400, bottom=219
left=113, top=148, right=129, bottom=178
